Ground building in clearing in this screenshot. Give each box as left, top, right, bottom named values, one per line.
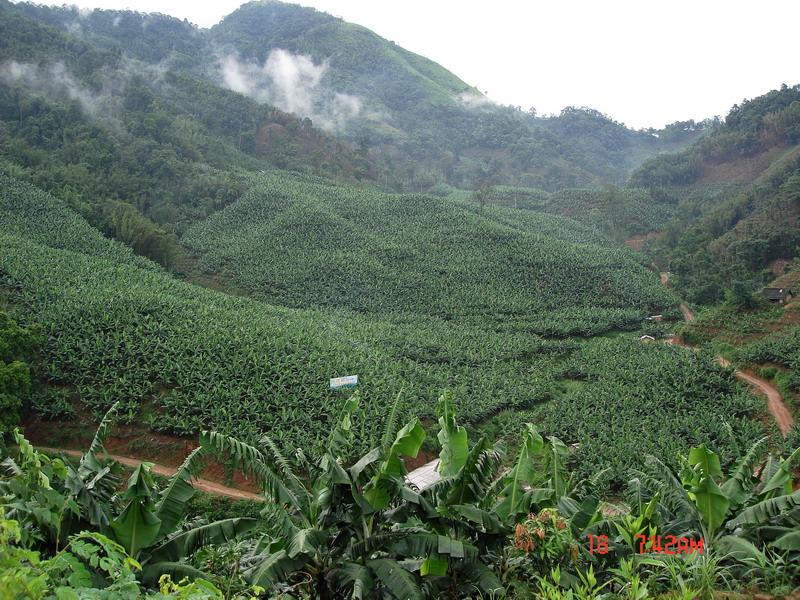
left=762, top=287, right=794, bottom=304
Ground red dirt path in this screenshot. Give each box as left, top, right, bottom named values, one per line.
left=661, top=274, right=794, bottom=435
left=36, top=446, right=262, bottom=501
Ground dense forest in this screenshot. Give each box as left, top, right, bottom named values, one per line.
left=1, top=0, right=799, bottom=598
left=630, top=84, right=800, bottom=304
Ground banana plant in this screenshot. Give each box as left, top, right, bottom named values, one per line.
left=630, top=438, right=800, bottom=553
left=1, top=407, right=256, bottom=587
left=109, top=452, right=257, bottom=586
left=201, top=393, right=449, bottom=600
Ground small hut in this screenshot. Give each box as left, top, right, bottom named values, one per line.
left=762, top=288, right=794, bottom=304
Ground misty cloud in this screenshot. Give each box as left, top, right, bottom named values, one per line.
left=0, top=61, right=104, bottom=115
left=457, top=91, right=496, bottom=110
left=219, top=49, right=362, bottom=131
left=0, top=58, right=170, bottom=121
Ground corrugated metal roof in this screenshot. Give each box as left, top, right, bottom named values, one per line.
left=405, top=459, right=440, bottom=491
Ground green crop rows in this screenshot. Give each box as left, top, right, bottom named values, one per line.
left=183, top=173, right=675, bottom=335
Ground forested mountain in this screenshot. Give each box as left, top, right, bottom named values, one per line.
left=0, top=0, right=374, bottom=267
left=3, top=0, right=700, bottom=197
left=629, top=84, right=800, bottom=303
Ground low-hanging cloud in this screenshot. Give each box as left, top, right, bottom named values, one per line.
left=0, top=58, right=170, bottom=121
left=219, top=49, right=362, bottom=131
left=0, top=61, right=105, bottom=115
left=457, top=91, right=497, bottom=110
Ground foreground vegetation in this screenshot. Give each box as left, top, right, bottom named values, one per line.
left=2, top=396, right=798, bottom=598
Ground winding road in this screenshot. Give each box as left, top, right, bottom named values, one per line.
left=662, top=274, right=795, bottom=435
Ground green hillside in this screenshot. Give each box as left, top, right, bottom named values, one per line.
left=182, top=173, right=674, bottom=333
left=2, top=174, right=766, bottom=494
left=629, top=84, right=800, bottom=303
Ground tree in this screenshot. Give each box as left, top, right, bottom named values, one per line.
left=0, top=311, right=38, bottom=448
left=472, top=183, right=494, bottom=215
left=725, top=280, right=761, bottom=310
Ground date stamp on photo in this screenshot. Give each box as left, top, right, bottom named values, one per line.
left=587, top=534, right=704, bottom=555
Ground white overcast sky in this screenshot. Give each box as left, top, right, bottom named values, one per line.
left=21, top=0, right=800, bottom=129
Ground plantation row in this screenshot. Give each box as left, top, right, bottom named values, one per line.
left=484, top=337, right=767, bottom=490
left=0, top=232, right=560, bottom=447
left=541, top=338, right=767, bottom=487
left=182, top=173, right=675, bottom=334
left=0, top=173, right=155, bottom=269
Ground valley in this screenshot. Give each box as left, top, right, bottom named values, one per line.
left=0, top=1, right=798, bottom=598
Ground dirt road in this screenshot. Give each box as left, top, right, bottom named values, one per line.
left=715, top=359, right=795, bottom=435
left=663, top=279, right=794, bottom=435
left=679, top=303, right=695, bottom=323
left=37, top=447, right=263, bottom=501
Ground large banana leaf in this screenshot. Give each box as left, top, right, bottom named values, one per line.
left=436, top=392, right=468, bottom=478
left=380, top=389, right=404, bottom=449
left=728, top=491, right=800, bottom=529
left=715, top=535, right=765, bottom=562
left=543, top=436, right=570, bottom=500
left=110, top=464, right=161, bottom=556
left=148, top=517, right=258, bottom=564
left=721, top=436, right=769, bottom=507
left=641, top=456, right=698, bottom=520
left=388, top=532, right=478, bottom=562
left=444, top=438, right=499, bottom=507
left=557, top=495, right=601, bottom=535
left=260, top=432, right=305, bottom=499
left=86, top=401, right=120, bottom=457
left=139, top=561, right=207, bottom=587
left=327, top=395, right=359, bottom=459
left=348, top=447, right=382, bottom=483
left=286, top=527, right=327, bottom=558
left=368, top=558, right=423, bottom=600
left=363, top=419, right=425, bottom=510
left=154, top=446, right=206, bottom=541
left=448, top=504, right=505, bottom=533
left=494, top=424, right=543, bottom=521
left=200, top=431, right=302, bottom=511
left=330, top=562, right=375, bottom=600
left=691, top=475, right=729, bottom=537
left=688, top=444, right=723, bottom=479
left=759, top=447, right=800, bottom=498
left=245, top=549, right=307, bottom=588
left=773, top=530, right=800, bottom=550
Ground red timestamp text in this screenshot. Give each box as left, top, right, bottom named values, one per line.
left=587, top=534, right=704, bottom=555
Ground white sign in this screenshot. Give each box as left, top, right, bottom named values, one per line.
left=330, top=375, right=358, bottom=390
